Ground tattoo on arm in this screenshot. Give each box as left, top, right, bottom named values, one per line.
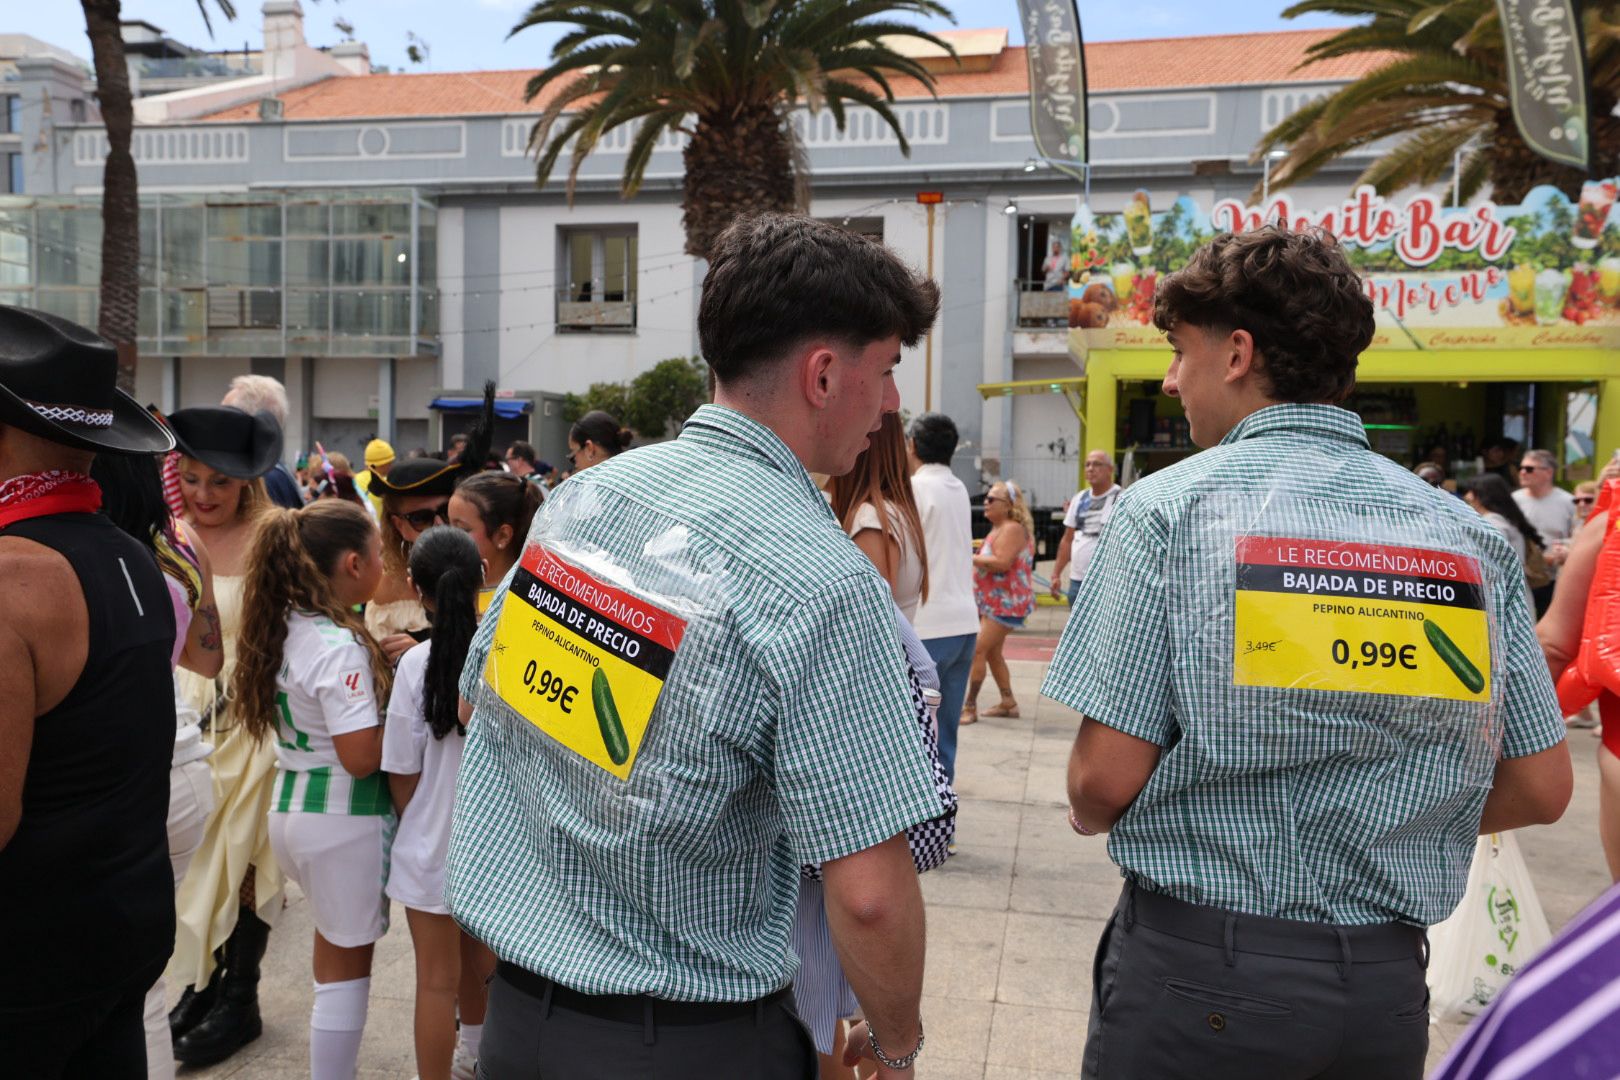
left=197, top=604, right=222, bottom=652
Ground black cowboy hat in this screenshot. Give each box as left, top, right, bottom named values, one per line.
left=0, top=305, right=175, bottom=455
left=168, top=406, right=284, bottom=480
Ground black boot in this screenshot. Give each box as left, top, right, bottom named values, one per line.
left=173, top=908, right=270, bottom=1067
left=167, top=948, right=225, bottom=1042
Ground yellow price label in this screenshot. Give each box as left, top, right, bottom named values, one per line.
left=485, top=545, right=686, bottom=779
left=1232, top=537, right=1490, bottom=703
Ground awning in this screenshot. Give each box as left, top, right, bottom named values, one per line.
left=976, top=377, right=1085, bottom=424
left=430, top=396, right=532, bottom=419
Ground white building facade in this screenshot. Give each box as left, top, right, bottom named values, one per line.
left=4, top=5, right=1397, bottom=496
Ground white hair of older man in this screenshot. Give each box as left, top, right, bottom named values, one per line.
left=221, top=374, right=289, bottom=427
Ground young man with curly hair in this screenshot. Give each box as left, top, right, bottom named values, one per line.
left=1043, top=228, right=1573, bottom=1078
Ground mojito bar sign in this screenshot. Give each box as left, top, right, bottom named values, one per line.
left=1496, top=0, right=1591, bottom=171
left=1016, top=0, right=1088, bottom=180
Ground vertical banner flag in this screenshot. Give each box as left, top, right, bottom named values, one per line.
left=1495, top=0, right=1591, bottom=171
left=1016, top=0, right=1089, bottom=180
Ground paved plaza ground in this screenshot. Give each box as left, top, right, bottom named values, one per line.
left=181, top=604, right=1616, bottom=1079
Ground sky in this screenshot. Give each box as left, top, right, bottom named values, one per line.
left=10, top=1, right=1352, bottom=75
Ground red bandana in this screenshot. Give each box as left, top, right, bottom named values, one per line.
left=0, top=470, right=103, bottom=531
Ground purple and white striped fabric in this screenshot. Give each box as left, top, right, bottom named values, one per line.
left=1431, top=882, right=1620, bottom=1080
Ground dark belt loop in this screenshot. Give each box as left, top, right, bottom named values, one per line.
left=1420, top=929, right=1431, bottom=971
left=643, top=999, right=655, bottom=1046
left=540, top=978, right=555, bottom=1020
left=1123, top=882, right=1137, bottom=931
left=1222, top=913, right=1236, bottom=967
left=1335, top=928, right=1352, bottom=982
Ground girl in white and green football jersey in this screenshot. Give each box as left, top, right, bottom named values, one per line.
left=232, top=499, right=393, bottom=1080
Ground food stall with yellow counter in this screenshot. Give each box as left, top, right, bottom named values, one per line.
left=981, top=181, right=1620, bottom=486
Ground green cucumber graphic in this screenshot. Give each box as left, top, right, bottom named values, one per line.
left=1424, top=619, right=1485, bottom=694
left=592, top=668, right=630, bottom=765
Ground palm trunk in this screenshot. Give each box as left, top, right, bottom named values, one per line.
left=681, top=103, right=797, bottom=260
left=82, top=0, right=139, bottom=391
left=1489, top=88, right=1620, bottom=204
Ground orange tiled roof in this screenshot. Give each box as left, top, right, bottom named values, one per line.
left=200, top=27, right=1388, bottom=122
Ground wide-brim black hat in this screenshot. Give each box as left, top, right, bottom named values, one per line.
left=0, top=305, right=175, bottom=455
left=366, top=457, right=463, bottom=498
left=168, top=406, right=284, bottom=479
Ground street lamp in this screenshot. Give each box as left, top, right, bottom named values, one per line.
left=1023, top=158, right=1043, bottom=173
left=1261, top=149, right=1287, bottom=205
left=1003, top=200, right=1019, bottom=216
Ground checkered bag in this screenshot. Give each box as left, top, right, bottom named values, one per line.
left=803, top=653, right=958, bottom=881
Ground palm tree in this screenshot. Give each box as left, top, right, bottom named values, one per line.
left=1255, top=0, right=1620, bottom=205
left=81, top=0, right=235, bottom=388
left=510, top=0, right=956, bottom=259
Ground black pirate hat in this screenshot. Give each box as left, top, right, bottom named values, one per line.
left=0, top=305, right=175, bottom=455
left=168, top=406, right=283, bottom=479
left=365, top=456, right=463, bottom=498
left=368, top=381, right=497, bottom=499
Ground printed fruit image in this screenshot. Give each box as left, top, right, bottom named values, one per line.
left=1564, top=266, right=1602, bottom=325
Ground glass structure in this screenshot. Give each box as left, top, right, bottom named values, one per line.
left=0, top=187, right=437, bottom=359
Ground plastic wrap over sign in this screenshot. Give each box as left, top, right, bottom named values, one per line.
left=1167, top=476, right=1508, bottom=783
left=485, top=543, right=686, bottom=779
left=1233, top=537, right=1490, bottom=702
left=476, top=480, right=720, bottom=785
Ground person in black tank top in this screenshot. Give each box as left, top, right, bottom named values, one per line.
left=0, top=305, right=180, bottom=1079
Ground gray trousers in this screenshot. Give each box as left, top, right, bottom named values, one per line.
left=1084, top=882, right=1430, bottom=1080
left=477, top=963, right=816, bottom=1080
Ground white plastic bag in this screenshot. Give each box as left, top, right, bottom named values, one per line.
left=1426, top=832, right=1552, bottom=1021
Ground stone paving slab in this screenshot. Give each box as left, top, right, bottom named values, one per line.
left=180, top=649, right=1614, bottom=1080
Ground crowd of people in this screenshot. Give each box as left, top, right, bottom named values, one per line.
left=0, top=212, right=1615, bottom=1080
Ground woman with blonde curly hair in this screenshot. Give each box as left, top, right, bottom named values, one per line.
left=165, top=407, right=286, bottom=1069
left=967, top=479, right=1036, bottom=722
left=233, top=500, right=393, bottom=1080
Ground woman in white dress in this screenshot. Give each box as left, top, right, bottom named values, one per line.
left=164, top=406, right=286, bottom=1069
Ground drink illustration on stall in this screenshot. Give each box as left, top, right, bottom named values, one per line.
left=1573, top=180, right=1617, bottom=249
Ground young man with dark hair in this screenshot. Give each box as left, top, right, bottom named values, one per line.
left=450, top=214, right=944, bottom=1079
left=907, top=412, right=979, bottom=781
left=1043, top=228, right=1572, bottom=1078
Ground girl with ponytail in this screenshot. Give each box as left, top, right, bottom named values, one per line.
left=381, top=526, right=495, bottom=1080
left=231, top=500, right=392, bottom=1080
left=448, top=470, right=543, bottom=603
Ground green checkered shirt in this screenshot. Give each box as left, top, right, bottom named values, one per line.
left=448, top=405, right=942, bottom=1000
left=1043, top=404, right=1564, bottom=927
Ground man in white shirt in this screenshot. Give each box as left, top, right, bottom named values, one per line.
left=1050, top=450, right=1121, bottom=606
left=908, top=413, right=979, bottom=783
left=1514, top=448, right=1578, bottom=614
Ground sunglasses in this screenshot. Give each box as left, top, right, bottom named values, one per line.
left=1576, top=496, right=1596, bottom=505
left=1518, top=465, right=1544, bottom=473
left=396, top=502, right=450, bottom=530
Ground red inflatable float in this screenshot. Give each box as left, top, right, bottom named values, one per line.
left=1555, top=479, right=1620, bottom=757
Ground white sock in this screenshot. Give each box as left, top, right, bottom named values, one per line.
left=457, top=1021, right=483, bottom=1059
left=310, top=976, right=371, bottom=1080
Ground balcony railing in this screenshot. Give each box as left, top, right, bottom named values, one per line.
left=1014, top=279, right=1069, bottom=328
left=556, top=287, right=636, bottom=331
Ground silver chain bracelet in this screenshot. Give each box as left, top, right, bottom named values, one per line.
left=868, top=1017, right=924, bottom=1070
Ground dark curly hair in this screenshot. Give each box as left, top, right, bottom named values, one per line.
left=698, top=213, right=941, bottom=385
left=1152, top=227, right=1374, bottom=404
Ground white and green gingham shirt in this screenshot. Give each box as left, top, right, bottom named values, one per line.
left=448, top=405, right=942, bottom=1001
left=1043, top=404, right=1565, bottom=927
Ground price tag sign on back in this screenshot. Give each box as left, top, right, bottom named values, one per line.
left=1233, top=537, right=1490, bottom=702
left=486, top=545, right=687, bottom=779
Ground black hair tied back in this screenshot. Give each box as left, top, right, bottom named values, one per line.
left=408, top=526, right=485, bottom=739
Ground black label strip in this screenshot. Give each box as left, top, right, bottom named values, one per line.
left=1236, top=563, right=1486, bottom=611
left=508, top=567, right=677, bottom=679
